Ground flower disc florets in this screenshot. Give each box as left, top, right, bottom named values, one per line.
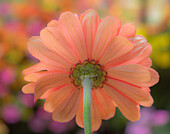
left=69, top=60, right=107, bottom=89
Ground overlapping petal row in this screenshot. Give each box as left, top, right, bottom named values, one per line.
left=22, top=9, right=159, bottom=131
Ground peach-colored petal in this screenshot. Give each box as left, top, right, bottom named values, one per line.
left=118, top=23, right=136, bottom=37
left=107, top=64, right=151, bottom=87
left=22, top=82, right=35, bottom=94
left=76, top=89, right=102, bottom=132
left=59, top=12, right=87, bottom=61
left=47, top=20, right=58, bottom=27
left=35, top=72, right=70, bottom=101
left=104, top=83, right=140, bottom=121
left=52, top=88, right=81, bottom=122
left=76, top=89, right=84, bottom=128
left=44, top=84, right=74, bottom=112
left=99, top=36, right=134, bottom=65
left=138, top=58, right=152, bottom=67
left=104, top=35, right=151, bottom=68
left=91, top=92, right=102, bottom=132
left=92, top=16, right=121, bottom=60
left=92, top=89, right=116, bottom=120
left=40, top=83, right=72, bottom=99
left=40, top=27, right=78, bottom=64
left=106, top=78, right=153, bottom=107
left=121, top=43, right=152, bottom=66
left=24, top=71, right=68, bottom=82
left=79, top=9, right=101, bottom=60
left=22, top=62, right=57, bottom=75
left=143, top=67, right=159, bottom=87
left=27, top=36, right=71, bottom=71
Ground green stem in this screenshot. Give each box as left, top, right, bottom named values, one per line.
left=82, top=77, right=92, bottom=134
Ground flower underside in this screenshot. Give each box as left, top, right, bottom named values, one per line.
left=69, top=60, right=107, bottom=89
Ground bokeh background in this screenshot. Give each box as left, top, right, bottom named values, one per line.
left=0, top=0, right=170, bottom=134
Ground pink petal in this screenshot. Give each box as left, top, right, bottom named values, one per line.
left=44, top=84, right=75, bottom=112
left=52, top=88, right=81, bottom=122
left=24, top=71, right=68, bottom=82
left=27, top=36, right=71, bottom=71
left=79, top=9, right=101, bottom=60
left=138, top=58, right=152, bottom=67
left=76, top=89, right=102, bottom=132
left=106, top=78, right=154, bottom=107
left=99, top=36, right=134, bottom=65
left=22, top=83, right=35, bottom=94
left=92, top=89, right=116, bottom=120
left=104, top=83, right=140, bottom=121
left=107, top=64, right=151, bottom=87
left=105, top=35, right=152, bottom=68
left=143, top=67, right=159, bottom=87
left=92, top=16, right=121, bottom=60
left=22, top=63, right=57, bottom=75
left=40, top=83, right=71, bottom=99
left=118, top=23, right=136, bottom=37
left=91, top=93, right=102, bottom=132
left=47, top=20, right=58, bottom=27
left=34, top=72, right=70, bottom=101
left=40, top=27, right=78, bottom=64
left=59, top=12, right=87, bottom=61
left=75, top=89, right=84, bottom=128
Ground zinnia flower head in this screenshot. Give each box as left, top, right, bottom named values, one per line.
left=22, top=9, right=159, bottom=132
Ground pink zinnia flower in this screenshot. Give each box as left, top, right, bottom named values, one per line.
left=22, top=9, right=159, bottom=132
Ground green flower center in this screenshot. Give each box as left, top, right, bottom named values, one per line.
left=69, top=60, right=107, bottom=89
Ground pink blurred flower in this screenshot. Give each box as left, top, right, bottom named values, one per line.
left=26, top=21, right=45, bottom=36
left=125, top=108, right=170, bottom=134
left=29, top=117, right=46, bottom=133
left=36, top=107, right=51, bottom=121
left=1, top=104, right=21, bottom=124
left=126, top=124, right=152, bottom=134
left=152, top=110, right=169, bottom=126
left=48, top=121, right=68, bottom=134
left=0, top=68, right=16, bottom=85
left=48, top=119, right=76, bottom=133
left=18, top=92, right=34, bottom=108
left=0, top=2, right=11, bottom=16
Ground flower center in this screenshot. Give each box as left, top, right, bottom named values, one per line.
left=69, top=60, right=107, bottom=89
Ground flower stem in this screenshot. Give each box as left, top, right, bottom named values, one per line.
left=82, top=77, right=92, bottom=134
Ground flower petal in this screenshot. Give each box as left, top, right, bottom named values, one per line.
left=91, top=93, right=102, bottom=132
left=118, top=23, right=136, bottom=37
left=59, top=12, right=87, bottom=61
left=24, top=71, right=68, bottom=82
left=27, top=36, right=70, bottom=70
left=138, top=58, right=152, bottom=67
left=52, top=88, right=81, bottom=122
left=107, top=64, right=151, bottom=87
left=105, top=35, right=151, bottom=68
left=76, top=89, right=84, bottom=128
left=35, top=72, right=70, bottom=101
left=79, top=9, right=101, bottom=60
left=76, top=89, right=102, bottom=132
left=104, top=83, right=140, bottom=121
left=122, top=43, right=152, bottom=66
left=99, top=36, right=134, bottom=65
left=92, top=89, right=116, bottom=120
left=92, top=16, right=121, bottom=60
left=22, top=62, right=57, bottom=75
left=22, top=83, right=35, bottom=94
left=47, top=20, right=58, bottom=27
left=44, top=84, right=74, bottom=112
left=40, top=27, right=78, bottom=64
left=106, top=78, right=154, bottom=107
left=143, top=67, right=159, bottom=87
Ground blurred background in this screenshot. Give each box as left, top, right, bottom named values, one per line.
left=0, top=0, right=170, bottom=134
